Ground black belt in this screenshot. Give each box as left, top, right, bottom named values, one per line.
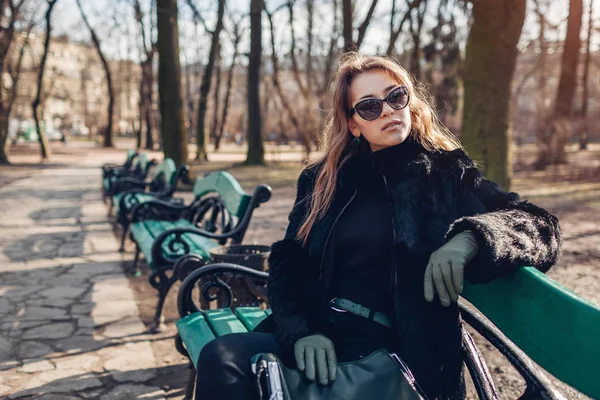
left=330, top=297, right=394, bottom=330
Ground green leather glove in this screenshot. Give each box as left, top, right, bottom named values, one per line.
left=294, top=334, right=337, bottom=385
left=424, top=230, right=479, bottom=307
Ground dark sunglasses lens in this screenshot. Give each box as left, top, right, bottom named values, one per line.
left=356, top=99, right=382, bottom=120
left=387, top=87, right=409, bottom=109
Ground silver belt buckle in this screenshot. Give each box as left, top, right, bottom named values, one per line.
left=329, top=297, right=347, bottom=313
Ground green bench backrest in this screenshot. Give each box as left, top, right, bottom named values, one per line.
left=136, top=153, right=150, bottom=173
left=193, top=171, right=252, bottom=219
left=125, top=149, right=136, bottom=166
left=176, top=307, right=270, bottom=369
left=153, top=158, right=177, bottom=186
left=463, top=267, right=600, bottom=399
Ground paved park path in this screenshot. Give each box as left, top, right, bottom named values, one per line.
left=0, top=156, right=169, bottom=399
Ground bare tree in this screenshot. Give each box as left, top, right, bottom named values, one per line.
left=386, top=0, right=424, bottom=56
left=264, top=3, right=306, bottom=157
left=215, top=14, right=244, bottom=151
left=536, top=0, right=583, bottom=166
left=0, top=0, right=29, bottom=164
left=408, top=1, right=427, bottom=80
left=461, top=0, right=526, bottom=190
left=134, top=0, right=157, bottom=150
left=157, top=0, right=188, bottom=166
left=323, top=0, right=340, bottom=82
left=423, top=0, right=462, bottom=128
left=245, top=0, right=264, bottom=164
left=77, top=0, right=114, bottom=147
left=32, top=0, right=58, bottom=160
left=188, top=0, right=225, bottom=161
left=287, top=0, right=318, bottom=153
left=342, top=0, right=379, bottom=52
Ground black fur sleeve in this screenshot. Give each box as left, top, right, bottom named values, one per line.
left=445, top=150, right=562, bottom=284
left=267, top=169, right=315, bottom=351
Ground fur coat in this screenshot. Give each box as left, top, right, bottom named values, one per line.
left=259, top=139, right=562, bottom=399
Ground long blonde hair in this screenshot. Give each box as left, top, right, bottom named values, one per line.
left=297, top=53, right=463, bottom=244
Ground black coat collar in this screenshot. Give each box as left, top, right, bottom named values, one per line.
left=337, top=136, right=429, bottom=191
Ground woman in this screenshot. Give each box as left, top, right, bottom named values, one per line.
left=195, top=53, right=562, bottom=400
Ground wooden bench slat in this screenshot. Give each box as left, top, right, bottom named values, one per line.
left=175, top=313, right=217, bottom=369
left=204, top=309, right=249, bottom=336
left=234, top=307, right=270, bottom=331
left=133, top=218, right=220, bottom=270
left=112, top=192, right=156, bottom=214
left=463, top=267, right=600, bottom=399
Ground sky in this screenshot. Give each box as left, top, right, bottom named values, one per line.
left=46, top=0, right=593, bottom=66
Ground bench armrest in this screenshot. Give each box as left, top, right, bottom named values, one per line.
left=176, top=258, right=269, bottom=317
left=459, top=302, right=565, bottom=400
left=113, top=177, right=149, bottom=194
left=118, top=189, right=172, bottom=218
left=130, top=198, right=190, bottom=223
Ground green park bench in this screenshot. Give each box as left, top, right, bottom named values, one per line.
left=127, top=171, right=272, bottom=332
left=101, top=149, right=137, bottom=179
left=111, top=158, right=189, bottom=252
left=103, top=152, right=156, bottom=208
left=102, top=150, right=138, bottom=199
left=173, top=261, right=600, bottom=400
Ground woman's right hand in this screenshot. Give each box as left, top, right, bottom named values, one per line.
left=294, top=334, right=337, bottom=385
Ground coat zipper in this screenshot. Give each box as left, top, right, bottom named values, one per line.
left=382, top=174, right=400, bottom=333
left=319, top=188, right=358, bottom=281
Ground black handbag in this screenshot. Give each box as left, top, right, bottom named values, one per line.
left=251, top=349, right=429, bottom=400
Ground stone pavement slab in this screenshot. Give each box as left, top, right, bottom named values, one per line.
left=0, top=160, right=170, bottom=399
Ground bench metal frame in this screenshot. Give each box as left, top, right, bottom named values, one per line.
left=174, top=259, right=566, bottom=400
left=102, top=150, right=139, bottom=201
left=105, top=154, right=156, bottom=215
left=115, top=164, right=189, bottom=252
left=128, top=182, right=272, bottom=332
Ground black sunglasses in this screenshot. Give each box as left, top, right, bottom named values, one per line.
left=350, top=86, right=410, bottom=121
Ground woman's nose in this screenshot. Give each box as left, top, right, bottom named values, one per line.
left=380, top=102, right=395, bottom=118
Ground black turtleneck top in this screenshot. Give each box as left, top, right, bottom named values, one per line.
left=326, top=138, right=420, bottom=357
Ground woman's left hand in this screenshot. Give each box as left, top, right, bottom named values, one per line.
left=424, top=231, right=478, bottom=307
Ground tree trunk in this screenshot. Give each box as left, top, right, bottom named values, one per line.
left=194, top=0, right=225, bottom=161
left=577, top=0, right=592, bottom=151
left=209, top=44, right=221, bottom=143
left=215, top=19, right=242, bottom=152
left=32, top=0, right=58, bottom=161
left=533, top=0, right=550, bottom=161
left=0, top=116, right=10, bottom=163
left=143, top=60, right=154, bottom=149
left=157, top=0, right=188, bottom=167
left=185, top=59, right=195, bottom=143
left=342, top=0, right=354, bottom=52
left=408, top=2, right=426, bottom=81
left=0, top=7, right=32, bottom=164
left=137, top=77, right=144, bottom=148
left=245, top=0, right=264, bottom=165
left=537, top=0, right=583, bottom=166
left=133, top=0, right=156, bottom=150
left=461, top=0, right=526, bottom=190
left=77, top=0, right=114, bottom=147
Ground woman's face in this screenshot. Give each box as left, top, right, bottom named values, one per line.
left=348, top=69, right=412, bottom=152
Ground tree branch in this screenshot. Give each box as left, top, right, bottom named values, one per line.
left=355, top=0, right=379, bottom=48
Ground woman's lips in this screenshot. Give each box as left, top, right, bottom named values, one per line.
left=382, top=121, right=402, bottom=131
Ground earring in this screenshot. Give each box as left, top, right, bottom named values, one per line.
left=353, top=136, right=361, bottom=146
